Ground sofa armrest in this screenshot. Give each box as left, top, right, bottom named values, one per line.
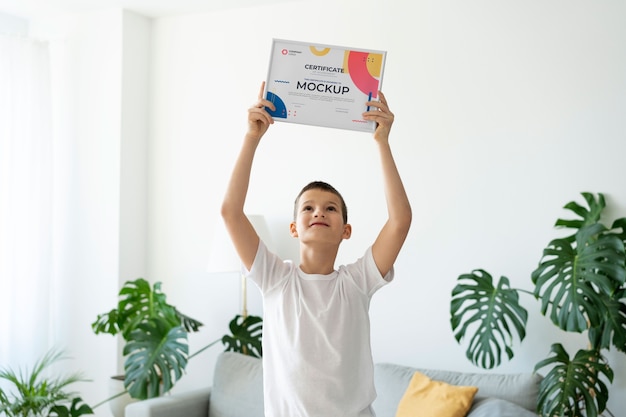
left=124, top=387, right=211, bottom=417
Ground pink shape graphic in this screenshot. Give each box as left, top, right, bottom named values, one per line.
left=347, top=51, right=379, bottom=98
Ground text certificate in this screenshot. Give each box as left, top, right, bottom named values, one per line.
left=264, top=39, right=386, bottom=132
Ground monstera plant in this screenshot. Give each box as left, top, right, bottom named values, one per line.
left=450, top=193, right=626, bottom=417
left=92, top=278, right=262, bottom=401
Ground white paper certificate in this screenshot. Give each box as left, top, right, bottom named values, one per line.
left=264, top=39, right=386, bottom=132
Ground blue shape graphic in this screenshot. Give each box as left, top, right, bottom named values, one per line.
left=266, top=91, right=287, bottom=119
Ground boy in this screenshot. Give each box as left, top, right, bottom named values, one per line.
left=221, top=82, right=411, bottom=417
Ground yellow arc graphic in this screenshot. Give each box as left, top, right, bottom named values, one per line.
left=309, top=46, right=331, bottom=56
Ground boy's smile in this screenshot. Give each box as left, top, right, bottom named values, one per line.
left=309, top=221, right=329, bottom=227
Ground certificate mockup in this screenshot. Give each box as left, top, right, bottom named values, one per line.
left=264, top=39, right=386, bottom=132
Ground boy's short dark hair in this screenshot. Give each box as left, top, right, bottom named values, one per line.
left=294, top=181, right=348, bottom=224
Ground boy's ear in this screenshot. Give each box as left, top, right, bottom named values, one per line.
left=289, top=222, right=298, bottom=238
left=342, top=224, right=352, bottom=240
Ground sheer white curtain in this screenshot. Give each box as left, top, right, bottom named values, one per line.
left=0, top=34, right=54, bottom=366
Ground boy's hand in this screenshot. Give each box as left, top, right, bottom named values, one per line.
left=363, top=91, right=394, bottom=143
left=247, top=81, right=276, bottom=140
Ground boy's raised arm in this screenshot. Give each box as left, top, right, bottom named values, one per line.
left=220, top=82, right=275, bottom=271
left=362, top=91, right=412, bottom=277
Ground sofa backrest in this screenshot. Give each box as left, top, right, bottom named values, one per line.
left=207, top=352, right=543, bottom=417
left=373, top=362, right=542, bottom=417
left=208, top=352, right=264, bottom=417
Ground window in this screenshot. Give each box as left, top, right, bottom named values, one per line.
left=0, top=34, right=55, bottom=366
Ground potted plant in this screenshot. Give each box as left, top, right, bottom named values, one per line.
left=450, top=192, right=625, bottom=417
left=91, top=278, right=203, bottom=402
left=92, top=278, right=263, bottom=404
left=0, top=347, right=93, bottom=417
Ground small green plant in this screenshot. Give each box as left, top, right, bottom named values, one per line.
left=92, top=278, right=204, bottom=400
left=450, top=192, right=626, bottom=417
left=92, top=278, right=263, bottom=401
left=221, top=314, right=263, bottom=358
left=0, top=347, right=93, bottom=417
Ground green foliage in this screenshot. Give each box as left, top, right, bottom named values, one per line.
left=221, top=315, right=264, bottom=358
left=535, top=344, right=613, bottom=417
left=91, top=279, right=203, bottom=340
left=532, top=223, right=625, bottom=334
left=92, top=278, right=265, bottom=402
left=588, top=287, right=626, bottom=352
left=554, top=192, right=606, bottom=241
left=123, top=319, right=189, bottom=399
left=449, top=192, right=626, bottom=416
left=50, top=398, right=94, bottom=417
left=92, top=278, right=203, bottom=400
left=0, top=348, right=93, bottom=417
left=450, top=270, right=528, bottom=369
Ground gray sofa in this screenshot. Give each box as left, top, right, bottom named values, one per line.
left=125, top=352, right=542, bottom=417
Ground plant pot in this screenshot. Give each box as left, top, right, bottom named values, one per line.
left=108, top=375, right=137, bottom=417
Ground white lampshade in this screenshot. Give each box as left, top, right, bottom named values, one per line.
left=207, top=214, right=273, bottom=273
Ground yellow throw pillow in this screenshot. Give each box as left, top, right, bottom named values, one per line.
left=395, top=371, right=478, bottom=417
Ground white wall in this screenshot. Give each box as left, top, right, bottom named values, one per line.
left=0, top=12, right=27, bottom=34
left=148, top=0, right=626, bottom=414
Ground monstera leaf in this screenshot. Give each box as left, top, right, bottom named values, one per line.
left=554, top=192, right=606, bottom=241
left=222, top=315, right=263, bottom=358
left=450, top=269, right=528, bottom=369
left=612, top=217, right=626, bottom=244
left=92, top=279, right=203, bottom=340
left=50, top=397, right=94, bottom=417
left=535, top=343, right=613, bottom=417
left=532, top=223, right=626, bottom=333
left=118, top=279, right=174, bottom=338
left=588, top=287, right=626, bottom=353
left=123, top=318, right=189, bottom=400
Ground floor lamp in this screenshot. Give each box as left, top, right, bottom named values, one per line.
left=207, top=214, right=272, bottom=319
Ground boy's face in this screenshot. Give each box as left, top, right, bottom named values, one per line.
left=290, top=189, right=351, bottom=245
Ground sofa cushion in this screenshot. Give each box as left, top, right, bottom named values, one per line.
left=373, top=363, right=542, bottom=417
left=395, top=371, right=477, bottom=417
left=208, top=352, right=264, bottom=417
left=467, top=398, right=538, bottom=417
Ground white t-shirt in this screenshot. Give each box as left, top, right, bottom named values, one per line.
left=247, top=241, right=393, bottom=417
